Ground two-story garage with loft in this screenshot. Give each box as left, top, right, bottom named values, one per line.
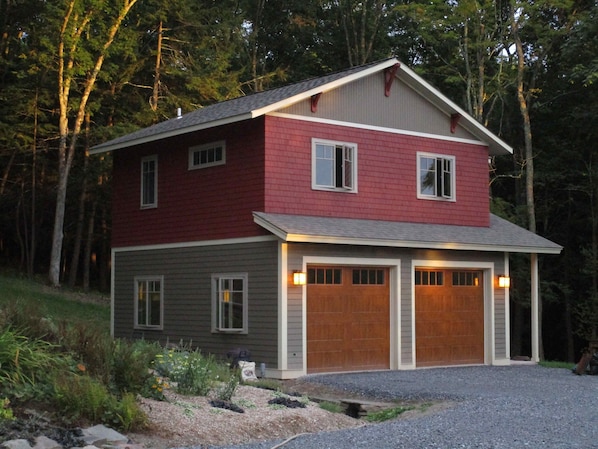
left=91, top=58, right=562, bottom=378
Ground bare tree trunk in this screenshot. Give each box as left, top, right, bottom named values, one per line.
left=49, top=0, right=139, bottom=287
left=68, top=113, right=91, bottom=288
left=150, top=20, right=163, bottom=112
left=511, top=8, right=542, bottom=359
left=83, top=200, right=97, bottom=291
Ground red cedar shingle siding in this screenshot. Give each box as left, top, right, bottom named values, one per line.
left=264, top=116, right=489, bottom=227
left=111, top=120, right=267, bottom=248
left=112, top=114, right=490, bottom=248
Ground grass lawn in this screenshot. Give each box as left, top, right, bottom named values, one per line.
left=0, top=273, right=110, bottom=327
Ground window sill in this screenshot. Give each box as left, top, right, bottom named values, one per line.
left=213, top=328, right=247, bottom=334
left=134, top=325, right=163, bottom=331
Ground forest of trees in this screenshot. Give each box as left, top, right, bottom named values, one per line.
left=1, top=0, right=597, bottom=362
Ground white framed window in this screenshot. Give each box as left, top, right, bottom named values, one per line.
left=189, top=140, right=226, bottom=169
left=312, top=138, right=357, bottom=192
left=212, top=273, right=248, bottom=333
left=417, top=152, right=455, bottom=200
left=134, top=276, right=163, bottom=329
left=141, top=155, right=158, bottom=208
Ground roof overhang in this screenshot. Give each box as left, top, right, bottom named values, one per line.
left=253, top=212, right=562, bottom=255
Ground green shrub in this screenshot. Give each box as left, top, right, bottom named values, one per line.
left=112, top=340, right=161, bottom=395
left=154, top=348, right=223, bottom=396
left=54, top=373, right=112, bottom=423
left=52, top=373, right=147, bottom=431
left=214, top=370, right=239, bottom=401
left=0, top=398, right=14, bottom=421
left=0, top=326, right=62, bottom=390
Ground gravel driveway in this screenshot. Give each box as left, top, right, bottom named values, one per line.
left=209, top=365, right=598, bottom=449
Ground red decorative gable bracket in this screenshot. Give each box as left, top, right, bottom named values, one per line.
left=450, top=113, right=461, bottom=133
left=384, top=63, right=400, bottom=97
left=311, top=93, right=322, bottom=113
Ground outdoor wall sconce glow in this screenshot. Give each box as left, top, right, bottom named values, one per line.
left=497, top=275, right=511, bottom=288
left=292, top=271, right=307, bottom=286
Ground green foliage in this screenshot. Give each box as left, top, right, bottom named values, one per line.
left=0, top=398, right=15, bottom=421
left=214, top=370, right=240, bottom=402
left=365, top=405, right=414, bottom=422
left=52, top=373, right=147, bottom=431
left=318, top=401, right=345, bottom=414
left=0, top=326, right=63, bottom=391
left=154, top=349, right=216, bottom=396
left=112, top=339, right=161, bottom=395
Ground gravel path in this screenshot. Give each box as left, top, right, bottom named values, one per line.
left=206, top=365, right=598, bottom=449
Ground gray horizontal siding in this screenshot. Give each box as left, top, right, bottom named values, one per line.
left=113, top=240, right=279, bottom=367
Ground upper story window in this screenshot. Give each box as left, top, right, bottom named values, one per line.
left=141, top=155, right=158, bottom=208
left=417, top=152, right=455, bottom=201
left=134, top=276, right=163, bottom=329
left=212, top=273, right=248, bottom=333
left=312, top=138, right=357, bottom=192
left=189, top=141, right=226, bottom=169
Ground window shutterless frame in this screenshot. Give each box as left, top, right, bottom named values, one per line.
left=211, top=273, right=248, bottom=333
left=312, top=138, right=357, bottom=192
left=188, top=140, right=226, bottom=170
left=134, top=275, right=164, bottom=329
left=140, top=155, right=158, bottom=208
left=417, top=152, right=456, bottom=201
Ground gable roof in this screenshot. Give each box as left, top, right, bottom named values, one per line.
left=91, top=58, right=512, bottom=156
left=253, top=212, right=562, bottom=255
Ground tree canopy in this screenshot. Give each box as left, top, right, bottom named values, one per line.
left=1, top=0, right=596, bottom=362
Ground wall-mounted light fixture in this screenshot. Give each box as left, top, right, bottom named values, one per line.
left=497, top=275, right=511, bottom=288
left=292, top=271, right=307, bottom=286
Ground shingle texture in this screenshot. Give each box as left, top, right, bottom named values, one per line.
left=253, top=212, right=562, bottom=254
left=93, top=61, right=386, bottom=151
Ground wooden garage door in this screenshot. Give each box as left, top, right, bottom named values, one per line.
left=415, top=269, right=484, bottom=367
left=307, top=266, right=390, bottom=374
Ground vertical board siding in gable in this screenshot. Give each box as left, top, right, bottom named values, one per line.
left=264, top=116, right=489, bottom=227
left=113, top=240, right=279, bottom=366
left=278, top=73, right=477, bottom=141
left=111, top=119, right=267, bottom=248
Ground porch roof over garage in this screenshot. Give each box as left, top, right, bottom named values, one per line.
left=253, top=212, right=562, bottom=255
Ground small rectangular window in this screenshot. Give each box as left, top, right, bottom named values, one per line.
left=352, top=269, right=385, bottom=285
left=189, top=141, right=226, bottom=169
left=135, top=276, right=163, bottom=329
left=141, top=155, right=158, bottom=208
left=452, top=271, right=481, bottom=286
left=312, top=138, right=357, bottom=192
left=212, top=273, right=248, bottom=333
left=415, top=270, right=444, bottom=286
left=417, top=152, right=455, bottom=200
left=307, top=267, right=342, bottom=285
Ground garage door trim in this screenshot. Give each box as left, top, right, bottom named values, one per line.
left=412, top=260, right=494, bottom=368
left=301, top=256, right=401, bottom=372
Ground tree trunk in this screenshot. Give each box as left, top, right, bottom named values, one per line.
left=48, top=0, right=139, bottom=287
left=150, top=20, right=163, bottom=112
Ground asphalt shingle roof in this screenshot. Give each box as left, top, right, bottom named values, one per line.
left=92, top=61, right=385, bottom=152
left=253, top=212, right=562, bottom=254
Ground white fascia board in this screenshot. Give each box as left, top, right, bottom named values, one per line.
left=90, top=113, right=254, bottom=154
left=250, top=59, right=401, bottom=119
left=282, top=233, right=562, bottom=254
left=397, top=64, right=513, bottom=156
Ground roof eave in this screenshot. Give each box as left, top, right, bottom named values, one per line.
left=253, top=213, right=562, bottom=255
left=396, top=64, right=513, bottom=157
left=90, top=112, right=253, bottom=154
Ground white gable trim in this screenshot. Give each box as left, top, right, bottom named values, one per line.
left=268, top=112, right=489, bottom=150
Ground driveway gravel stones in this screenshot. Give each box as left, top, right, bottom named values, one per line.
left=206, top=365, right=598, bottom=449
